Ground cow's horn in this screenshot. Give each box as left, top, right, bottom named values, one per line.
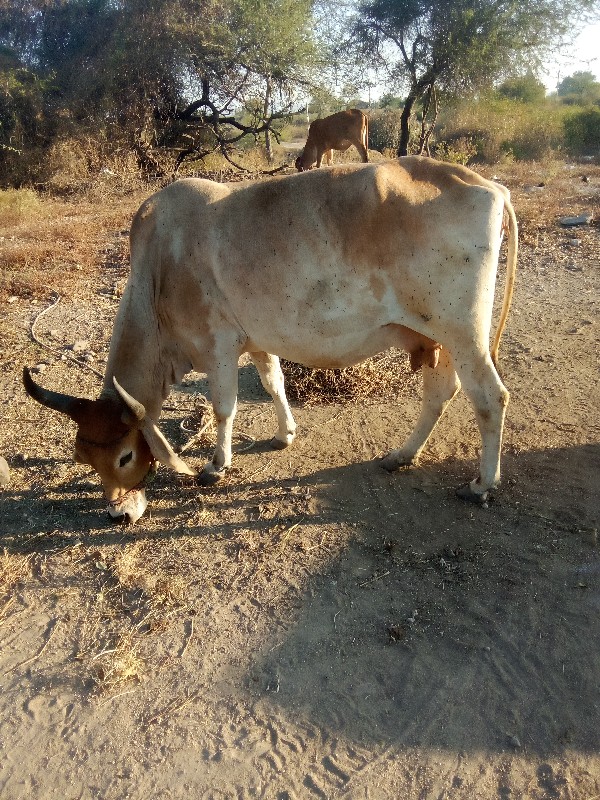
left=23, top=367, right=82, bottom=418
left=112, top=377, right=146, bottom=422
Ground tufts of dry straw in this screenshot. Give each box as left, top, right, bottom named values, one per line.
left=280, top=349, right=418, bottom=405
left=91, top=635, right=144, bottom=697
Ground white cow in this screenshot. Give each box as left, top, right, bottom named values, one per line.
left=24, top=157, right=517, bottom=523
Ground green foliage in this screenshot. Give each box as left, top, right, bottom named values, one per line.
left=355, top=0, right=598, bottom=155
left=496, top=73, right=547, bottom=104
left=563, top=107, right=600, bottom=153
left=437, top=96, right=569, bottom=162
left=0, top=0, right=321, bottom=184
left=557, top=71, right=600, bottom=105
left=433, top=137, right=478, bottom=165
left=378, top=93, right=404, bottom=109
left=0, top=49, right=56, bottom=185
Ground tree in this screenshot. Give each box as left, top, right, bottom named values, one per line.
left=354, top=0, right=600, bottom=156
left=557, top=71, right=600, bottom=104
left=0, top=0, right=320, bottom=178
left=497, top=72, right=547, bottom=104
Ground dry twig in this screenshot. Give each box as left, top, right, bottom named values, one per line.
left=179, top=618, right=194, bottom=658
left=3, top=618, right=59, bottom=675
left=30, top=293, right=104, bottom=379
left=143, top=690, right=200, bottom=729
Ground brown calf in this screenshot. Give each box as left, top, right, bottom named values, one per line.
left=295, top=109, right=369, bottom=171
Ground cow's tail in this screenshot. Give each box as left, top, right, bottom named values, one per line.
left=364, top=115, right=369, bottom=162
left=490, top=196, right=518, bottom=371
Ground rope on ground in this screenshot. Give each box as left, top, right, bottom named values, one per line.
left=30, top=293, right=104, bottom=380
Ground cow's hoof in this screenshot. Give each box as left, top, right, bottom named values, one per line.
left=197, top=466, right=227, bottom=486
left=379, top=452, right=413, bottom=472
left=456, top=483, right=489, bottom=505
left=270, top=436, right=291, bottom=451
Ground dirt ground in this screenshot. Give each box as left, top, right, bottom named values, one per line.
left=1, top=160, right=599, bottom=800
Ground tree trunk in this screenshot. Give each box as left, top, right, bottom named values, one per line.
left=263, top=76, right=273, bottom=165
left=418, top=84, right=438, bottom=156
left=422, top=88, right=438, bottom=157
left=397, top=93, right=416, bottom=157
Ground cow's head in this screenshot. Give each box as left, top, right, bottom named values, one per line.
left=23, top=368, right=196, bottom=524
left=295, top=143, right=317, bottom=172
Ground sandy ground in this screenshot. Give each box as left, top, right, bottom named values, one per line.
left=1, top=161, right=599, bottom=799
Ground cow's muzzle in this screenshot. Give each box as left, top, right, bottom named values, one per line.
left=106, top=461, right=157, bottom=524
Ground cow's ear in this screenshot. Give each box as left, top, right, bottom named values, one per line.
left=140, top=418, right=197, bottom=475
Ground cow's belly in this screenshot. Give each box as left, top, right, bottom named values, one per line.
left=246, top=321, right=399, bottom=369
left=237, top=269, right=400, bottom=366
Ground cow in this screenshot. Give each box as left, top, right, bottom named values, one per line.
left=295, top=109, right=369, bottom=171
left=24, top=156, right=518, bottom=524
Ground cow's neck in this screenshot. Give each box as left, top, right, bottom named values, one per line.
left=100, top=283, right=169, bottom=421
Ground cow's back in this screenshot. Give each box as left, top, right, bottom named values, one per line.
left=199, top=159, right=508, bottom=360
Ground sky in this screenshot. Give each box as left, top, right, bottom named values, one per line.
left=540, top=22, right=600, bottom=91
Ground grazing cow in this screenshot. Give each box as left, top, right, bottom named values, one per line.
left=24, top=157, right=517, bottom=524
left=295, top=109, right=369, bottom=171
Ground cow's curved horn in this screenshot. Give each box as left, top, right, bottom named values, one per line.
left=23, top=367, right=82, bottom=418
left=112, top=377, right=146, bottom=422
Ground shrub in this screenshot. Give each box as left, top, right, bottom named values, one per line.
left=0, top=188, right=43, bottom=225
left=438, top=97, right=567, bottom=163
left=367, top=109, right=403, bottom=154
left=563, top=107, right=600, bottom=155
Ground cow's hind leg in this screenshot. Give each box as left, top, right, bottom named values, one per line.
left=381, top=346, right=460, bottom=472
left=453, top=350, right=509, bottom=502
left=250, top=352, right=297, bottom=450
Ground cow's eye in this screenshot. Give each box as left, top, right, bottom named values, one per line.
left=119, top=451, right=133, bottom=468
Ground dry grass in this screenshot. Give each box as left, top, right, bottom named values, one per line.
left=0, top=189, right=44, bottom=226
left=0, top=192, right=147, bottom=301
left=80, top=542, right=190, bottom=697
left=281, top=350, right=419, bottom=404
left=476, top=160, right=600, bottom=247
left=111, top=544, right=189, bottom=608
left=90, top=633, right=145, bottom=697
left=0, top=550, right=32, bottom=608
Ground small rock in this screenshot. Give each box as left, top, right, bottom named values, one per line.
left=72, top=339, right=90, bottom=353
left=0, top=456, right=10, bottom=486
left=507, top=733, right=521, bottom=749
left=49, top=329, right=60, bottom=338
left=31, top=363, right=47, bottom=374
left=559, top=213, right=593, bottom=227
left=567, top=238, right=581, bottom=246
left=7, top=296, right=18, bottom=303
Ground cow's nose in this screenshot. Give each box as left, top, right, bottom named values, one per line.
left=107, top=508, right=129, bottom=524
left=106, top=489, right=147, bottom=524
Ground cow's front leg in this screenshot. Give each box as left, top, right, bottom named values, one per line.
left=199, top=356, right=239, bottom=486
left=380, top=347, right=460, bottom=471
left=250, top=352, right=296, bottom=449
